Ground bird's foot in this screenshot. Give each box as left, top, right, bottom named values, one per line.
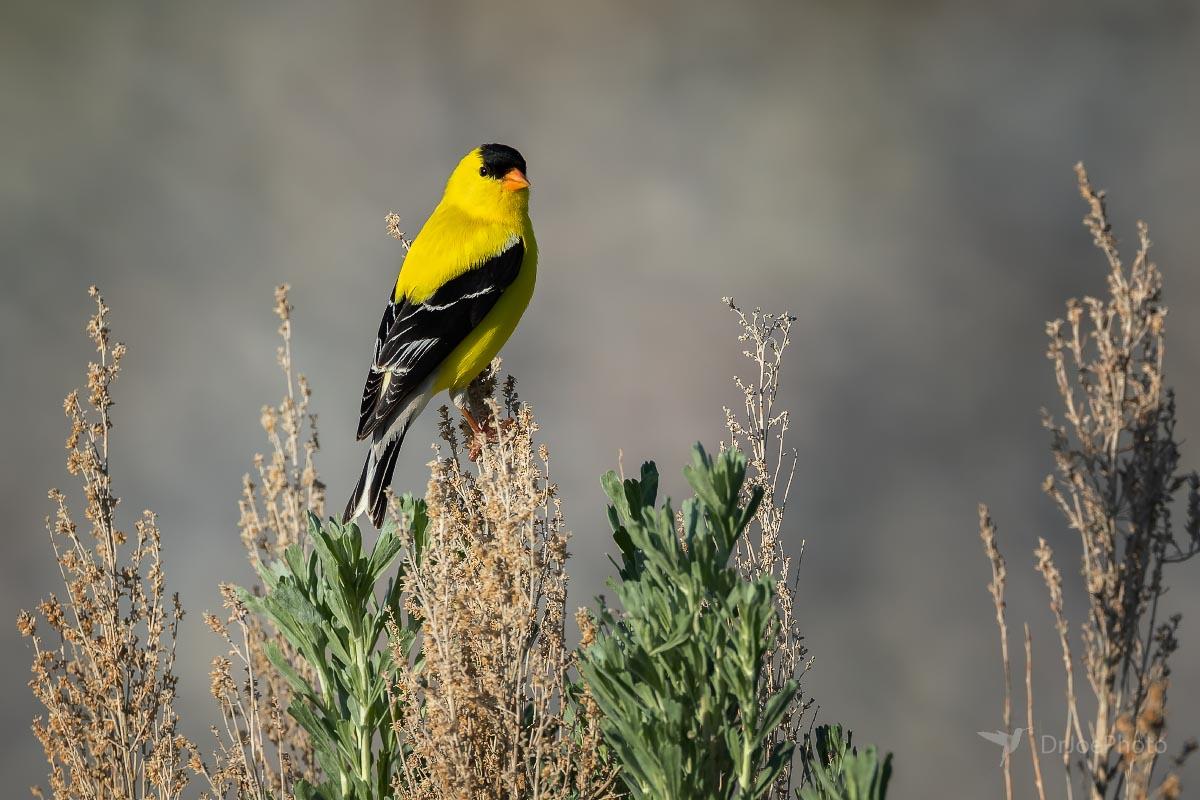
left=462, top=407, right=515, bottom=462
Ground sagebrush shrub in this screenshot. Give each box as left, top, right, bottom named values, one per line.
left=579, top=445, right=797, bottom=800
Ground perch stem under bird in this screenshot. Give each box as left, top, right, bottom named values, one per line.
left=343, top=143, right=536, bottom=527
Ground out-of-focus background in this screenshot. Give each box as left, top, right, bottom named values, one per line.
left=4, top=1, right=1199, bottom=796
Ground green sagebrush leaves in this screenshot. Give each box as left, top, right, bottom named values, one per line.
left=579, top=443, right=798, bottom=800
left=239, top=500, right=427, bottom=800
left=797, top=725, right=892, bottom=800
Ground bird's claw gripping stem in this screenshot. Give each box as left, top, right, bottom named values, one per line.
left=462, top=408, right=515, bottom=462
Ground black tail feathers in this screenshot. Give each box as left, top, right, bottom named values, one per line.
left=342, top=432, right=406, bottom=528
left=342, top=454, right=372, bottom=524
left=367, top=436, right=403, bottom=527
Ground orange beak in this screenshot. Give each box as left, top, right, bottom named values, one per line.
left=502, top=167, right=531, bottom=191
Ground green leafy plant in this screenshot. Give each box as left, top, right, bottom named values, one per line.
left=579, top=444, right=797, bottom=799
left=240, top=505, right=426, bottom=800
left=797, top=725, right=891, bottom=800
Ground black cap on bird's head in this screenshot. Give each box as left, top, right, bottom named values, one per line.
left=479, top=143, right=526, bottom=176
left=478, top=143, right=530, bottom=190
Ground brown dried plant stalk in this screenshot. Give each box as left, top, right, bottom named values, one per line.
left=18, top=287, right=191, bottom=800
left=979, top=506, right=1015, bottom=800
left=240, top=284, right=326, bottom=567
left=192, top=586, right=296, bottom=800
left=389, top=367, right=620, bottom=800
left=722, top=299, right=813, bottom=797
left=192, top=285, right=325, bottom=797
left=981, top=164, right=1199, bottom=800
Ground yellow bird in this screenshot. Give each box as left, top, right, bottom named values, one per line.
left=344, top=143, right=536, bottom=526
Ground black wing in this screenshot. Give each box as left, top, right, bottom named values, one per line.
left=355, top=239, right=524, bottom=440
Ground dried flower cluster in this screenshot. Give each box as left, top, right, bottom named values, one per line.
left=722, top=299, right=813, bottom=797
left=192, top=586, right=297, bottom=800
left=240, top=284, right=327, bottom=565
left=194, top=284, right=326, bottom=798
left=979, top=506, right=1017, bottom=800
left=384, top=211, right=412, bottom=249
left=980, top=165, right=1199, bottom=800
left=390, top=368, right=619, bottom=800
left=19, top=287, right=190, bottom=800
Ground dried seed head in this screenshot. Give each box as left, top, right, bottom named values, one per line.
left=16, top=609, right=36, bottom=637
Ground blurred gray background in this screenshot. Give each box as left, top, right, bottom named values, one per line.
left=3, top=1, right=1199, bottom=796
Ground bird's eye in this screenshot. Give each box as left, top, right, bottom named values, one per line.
left=479, top=166, right=489, bottom=177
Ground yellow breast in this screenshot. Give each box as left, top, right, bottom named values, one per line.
left=435, top=229, right=537, bottom=393
left=393, top=205, right=537, bottom=394
left=394, top=205, right=523, bottom=302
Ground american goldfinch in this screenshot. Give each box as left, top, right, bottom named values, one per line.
left=344, top=143, right=536, bottom=526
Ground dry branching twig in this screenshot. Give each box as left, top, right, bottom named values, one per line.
left=192, top=284, right=325, bottom=798
left=722, top=299, right=813, bottom=797
left=239, top=284, right=327, bottom=565
left=1026, top=624, right=1048, bottom=800
left=979, top=504, right=1014, bottom=800
left=19, top=287, right=191, bottom=800
left=385, top=211, right=413, bottom=251
left=391, top=366, right=619, bottom=800
left=981, top=164, right=1199, bottom=800
left=1036, top=536, right=1087, bottom=800
left=192, top=587, right=296, bottom=800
